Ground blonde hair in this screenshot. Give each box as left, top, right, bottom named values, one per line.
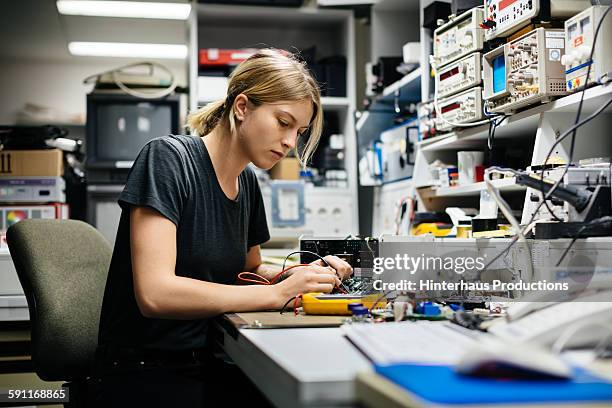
left=187, top=49, right=323, bottom=167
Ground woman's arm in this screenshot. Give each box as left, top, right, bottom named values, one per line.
left=131, top=206, right=339, bottom=320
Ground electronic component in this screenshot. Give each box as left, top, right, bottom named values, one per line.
left=301, top=293, right=385, bottom=316
left=437, top=86, right=485, bottom=132
left=436, top=52, right=483, bottom=98
left=433, top=7, right=484, bottom=68
left=482, top=0, right=591, bottom=41
left=423, top=1, right=452, bottom=30
left=518, top=164, right=612, bottom=238
left=483, top=28, right=567, bottom=114
left=562, top=6, right=612, bottom=91
left=299, top=236, right=378, bottom=279
left=0, top=177, right=65, bottom=203
left=380, top=121, right=418, bottom=184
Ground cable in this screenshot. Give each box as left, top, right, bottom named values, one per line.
left=555, top=216, right=612, bottom=266
left=539, top=5, right=612, bottom=212
left=83, top=61, right=178, bottom=99
left=394, top=197, right=414, bottom=235
left=538, top=96, right=612, bottom=210
left=483, top=105, right=508, bottom=150
left=281, top=250, right=330, bottom=272
left=368, top=290, right=394, bottom=312
left=484, top=167, right=534, bottom=281
left=237, top=264, right=311, bottom=286
left=481, top=97, right=612, bottom=271
left=279, top=294, right=301, bottom=315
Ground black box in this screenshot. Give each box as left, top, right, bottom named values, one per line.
left=423, top=1, right=452, bottom=30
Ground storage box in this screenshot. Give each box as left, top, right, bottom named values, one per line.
left=0, top=149, right=63, bottom=177
left=269, top=158, right=300, bottom=180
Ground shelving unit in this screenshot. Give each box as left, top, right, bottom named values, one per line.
left=187, top=3, right=359, bottom=239
left=413, top=83, right=612, bottom=222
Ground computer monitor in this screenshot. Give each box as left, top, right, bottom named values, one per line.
left=86, top=93, right=180, bottom=170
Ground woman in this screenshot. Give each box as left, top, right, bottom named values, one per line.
left=93, top=49, right=352, bottom=406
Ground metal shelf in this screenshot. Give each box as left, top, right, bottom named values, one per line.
left=417, top=83, right=612, bottom=152
left=378, top=67, right=422, bottom=104
left=419, top=178, right=525, bottom=198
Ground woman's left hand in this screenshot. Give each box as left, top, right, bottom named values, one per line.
left=310, top=255, right=352, bottom=281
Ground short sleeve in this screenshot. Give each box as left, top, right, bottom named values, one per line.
left=247, top=169, right=270, bottom=248
left=118, top=137, right=189, bottom=226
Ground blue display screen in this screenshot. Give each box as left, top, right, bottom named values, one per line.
left=492, top=54, right=506, bottom=94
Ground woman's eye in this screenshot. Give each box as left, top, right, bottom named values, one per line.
left=278, top=120, right=289, bottom=128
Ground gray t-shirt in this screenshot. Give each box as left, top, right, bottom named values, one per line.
left=98, top=134, right=270, bottom=351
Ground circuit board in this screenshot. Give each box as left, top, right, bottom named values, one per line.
left=299, top=237, right=379, bottom=294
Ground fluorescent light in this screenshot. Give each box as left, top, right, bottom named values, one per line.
left=57, top=1, right=191, bottom=20
left=68, top=42, right=188, bottom=59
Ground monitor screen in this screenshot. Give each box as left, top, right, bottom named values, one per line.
left=492, top=54, right=506, bottom=94
left=87, top=92, right=179, bottom=168
left=95, top=102, right=172, bottom=162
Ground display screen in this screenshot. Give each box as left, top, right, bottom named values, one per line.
left=440, top=67, right=459, bottom=81
left=492, top=54, right=506, bottom=94
left=95, top=103, right=172, bottom=161
left=441, top=102, right=460, bottom=114
left=499, top=0, right=517, bottom=11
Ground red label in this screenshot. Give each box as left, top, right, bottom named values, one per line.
left=574, top=36, right=584, bottom=47
left=499, top=0, right=517, bottom=11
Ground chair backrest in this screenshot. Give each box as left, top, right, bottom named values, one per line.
left=7, top=219, right=112, bottom=381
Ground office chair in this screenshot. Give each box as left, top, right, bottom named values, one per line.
left=7, top=219, right=112, bottom=407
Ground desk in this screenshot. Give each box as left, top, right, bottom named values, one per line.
left=216, top=312, right=371, bottom=408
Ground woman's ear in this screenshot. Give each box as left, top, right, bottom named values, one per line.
left=233, top=94, right=249, bottom=122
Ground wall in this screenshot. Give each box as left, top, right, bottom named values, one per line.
left=0, top=58, right=187, bottom=126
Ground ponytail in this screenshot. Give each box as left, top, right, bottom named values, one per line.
left=186, top=99, right=226, bottom=136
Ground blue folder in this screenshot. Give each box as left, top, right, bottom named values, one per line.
left=375, top=363, right=612, bottom=405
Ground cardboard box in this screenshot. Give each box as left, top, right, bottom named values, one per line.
left=0, top=149, right=63, bottom=177
left=269, top=158, right=300, bottom=180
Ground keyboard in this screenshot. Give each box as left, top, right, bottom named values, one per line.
left=342, top=320, right=484, bottom=365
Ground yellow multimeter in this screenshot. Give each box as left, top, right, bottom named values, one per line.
left=301, top=293, right=386, bottom=316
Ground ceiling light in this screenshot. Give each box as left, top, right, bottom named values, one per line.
left=57, top=1, right=191, bottom=20
left=68, top=42, right=188, bottom=59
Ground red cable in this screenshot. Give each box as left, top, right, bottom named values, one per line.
left=237, top=272, right=271, bottom=285
left=237, top=264, right=311, bottom=285
left=293, top=294, right=303, bottom=315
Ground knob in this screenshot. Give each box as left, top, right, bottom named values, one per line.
left=561, top=54, right=570, bottom=66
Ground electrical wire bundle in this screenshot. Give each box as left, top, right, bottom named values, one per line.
left=83, top=61, right=178, bottom=99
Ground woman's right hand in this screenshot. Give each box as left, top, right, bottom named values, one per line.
left=274, top=265, right=340, bottom=306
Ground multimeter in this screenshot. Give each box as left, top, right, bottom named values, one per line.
left=301, top=293, right=386, bottom=316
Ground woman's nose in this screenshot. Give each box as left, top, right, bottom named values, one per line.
left=281, top=132, right=297, bottom=150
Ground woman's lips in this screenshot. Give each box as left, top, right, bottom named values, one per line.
left=271, top=150, right=284, bottom=160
